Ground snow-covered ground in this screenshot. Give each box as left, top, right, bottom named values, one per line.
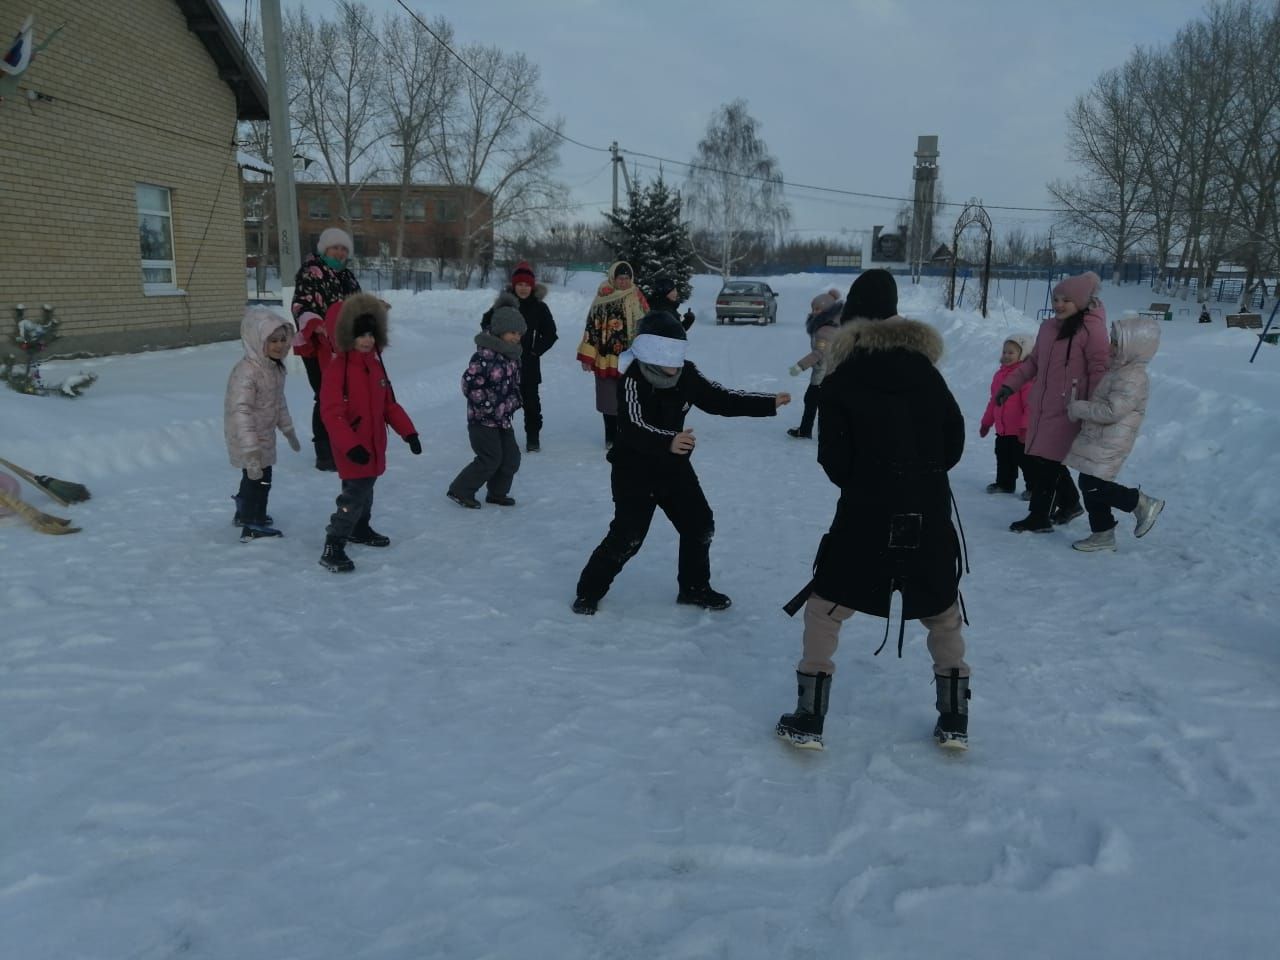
left=3, top=272, right=1277, bottom=959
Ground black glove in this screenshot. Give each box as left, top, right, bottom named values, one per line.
left=406, top=433, right=422, bottom=456
left=347, top=444, right=371, bottom=465
left=681, top=309, right=696, bottom=331
left=994, top=385, right=1014, bottom=407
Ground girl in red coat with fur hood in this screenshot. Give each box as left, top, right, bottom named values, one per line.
left=318, top=294, right=420, bottom=572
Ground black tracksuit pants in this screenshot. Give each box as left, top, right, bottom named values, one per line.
left=797, top=384, right=820, bottom=436
left=576, top=457, right=715, bottom=601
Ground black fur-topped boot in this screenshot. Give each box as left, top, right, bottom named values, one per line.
left=934, top=668, right=971, bottom=750
left=776, top=672, right=831, bottom=750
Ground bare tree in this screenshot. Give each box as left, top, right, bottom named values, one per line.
left=1212, top=1, right=1280, bottom=308
left=999, top=226, right=1032, bottom=266
left=684, top=100, right=791, bottom=280
left=286, top=3, right=385, bottom=235
left=1048, top=60, right=1153, bottom=283
left=424, top=44, right=567, bottom=287
left=1160, top=10, right=1245, bottom=297
left=1130, top=45, right=1194, bottom=288
left=380, top=11, right=457, bottom=259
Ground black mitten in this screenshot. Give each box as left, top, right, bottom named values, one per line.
left=406, top=434, right=422, bottom=455
left=347, top=445, right=371, bottom=465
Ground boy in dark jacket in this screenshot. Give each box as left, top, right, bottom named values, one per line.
left=776, top=270, right=971, bottom=751
left=572, top=312, right=790, bottom=614
left=318, top=294, right=420, bottom=573
left=482, top=262, right=558, bottom=452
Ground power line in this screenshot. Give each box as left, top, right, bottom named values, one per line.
left=388, top=0, right=609, bottom=155
left=358, top=0, right=1098, bottom=217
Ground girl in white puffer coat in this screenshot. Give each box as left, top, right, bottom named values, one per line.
left=224, top=307, right=300, bottom=540
left=1063, top=312, right=1164, bottom=552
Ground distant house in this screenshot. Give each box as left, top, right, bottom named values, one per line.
left=244, top=181, right=494, bottom=265
left=1, top=0, right=267, bottom=356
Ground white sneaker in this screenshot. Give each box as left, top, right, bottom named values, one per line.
left=1133, top=492, right=1165, bottom=538
left=1072, top=529, right=1116, bottom=552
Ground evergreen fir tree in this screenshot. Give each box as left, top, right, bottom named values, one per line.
left=603, top=175, right=696, bottom=305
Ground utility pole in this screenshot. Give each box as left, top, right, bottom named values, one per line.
left=610, top=141, right=621, bottom=217
left=261, top=0, right=301, bottom=303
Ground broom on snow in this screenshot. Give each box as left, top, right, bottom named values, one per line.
left=0, top=457, right=91, bottom=507
left=0, top=489, right=80, bottom=534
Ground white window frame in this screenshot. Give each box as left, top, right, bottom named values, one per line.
left=136, top=183, right=181, bottom=295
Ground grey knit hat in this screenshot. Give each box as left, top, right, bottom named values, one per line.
left=488, top=292, right=527, bottom=337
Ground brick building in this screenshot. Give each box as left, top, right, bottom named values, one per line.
left=245, top=181, right=494, bottom=264
left=1, top=0, right=266, bottom=356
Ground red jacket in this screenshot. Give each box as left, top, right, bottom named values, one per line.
left=980, top=363, right=1031, bottom=441
left=318, top=293, right=416, bottom=479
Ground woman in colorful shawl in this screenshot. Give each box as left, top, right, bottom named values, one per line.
left=577, top=261, right=649, bottom=448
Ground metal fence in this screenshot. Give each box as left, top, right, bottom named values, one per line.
left=350, top=266, right=433, bottom=293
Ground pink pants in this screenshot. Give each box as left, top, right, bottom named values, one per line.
left=799, top=594, right=970, bottom=677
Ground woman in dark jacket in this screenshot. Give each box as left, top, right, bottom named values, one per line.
left=776, top=270, right=972, bottom=752
left=291, top=226, right=361, bottom=471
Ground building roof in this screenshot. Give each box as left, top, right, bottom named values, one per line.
left=172, top=0, right=269, bottom=121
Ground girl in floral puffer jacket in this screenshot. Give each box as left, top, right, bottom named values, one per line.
left=1063, top=312, right=1165, bottom=552
left=447, top=293, right=526, bottom=509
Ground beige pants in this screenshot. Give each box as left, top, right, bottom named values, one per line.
left=799, top=594, right=970, bottom=677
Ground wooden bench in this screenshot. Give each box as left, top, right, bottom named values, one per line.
left=1139, top=302, right=1171, bottom=322
left=1226, top=313, right=1263, bottom=329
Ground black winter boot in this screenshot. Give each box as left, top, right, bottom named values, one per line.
left=232, top=495, right=273, bottom=528
left=933, top=668, right=970, bottom=750
left=776, top=672, right=831, bottom=750
left=676, top=585, right=732, bottom=610
left=319, top=536, right=355, bottom=572
left=349, top=518, right=390, bottom=547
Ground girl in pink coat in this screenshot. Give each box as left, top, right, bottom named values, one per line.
left=997, top=272, right=1110, bottom=533
left=979, top=333, right=1035, bottom=495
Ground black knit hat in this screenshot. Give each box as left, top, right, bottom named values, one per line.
left=651, top=274, right=677, bottom=299
left=842, top=269, right=899, bottom=322
left=636, top=310, right=687, bottom=342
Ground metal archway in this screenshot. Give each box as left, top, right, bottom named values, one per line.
left=946, top=201, right=994, bottom=317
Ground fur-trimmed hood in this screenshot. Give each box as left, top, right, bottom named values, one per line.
left=827, top=315, right=945, bottom=372
left=1004, top=332, right=1036, bottom=363
left=501, top=281, right=548, bottom=301
left=333, top=293, right=389, bottom=353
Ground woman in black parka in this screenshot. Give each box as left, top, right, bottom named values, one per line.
left=776, top=270, right=973, bottom=752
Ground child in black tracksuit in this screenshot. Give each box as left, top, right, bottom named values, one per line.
left=572, top=312, right=790, bottom=614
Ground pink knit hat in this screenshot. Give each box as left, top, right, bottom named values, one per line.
left=1052, top=271, right=1100, bottom=311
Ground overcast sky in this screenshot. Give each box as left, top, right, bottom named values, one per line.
left=236, top=0, right=1211, bottom=241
